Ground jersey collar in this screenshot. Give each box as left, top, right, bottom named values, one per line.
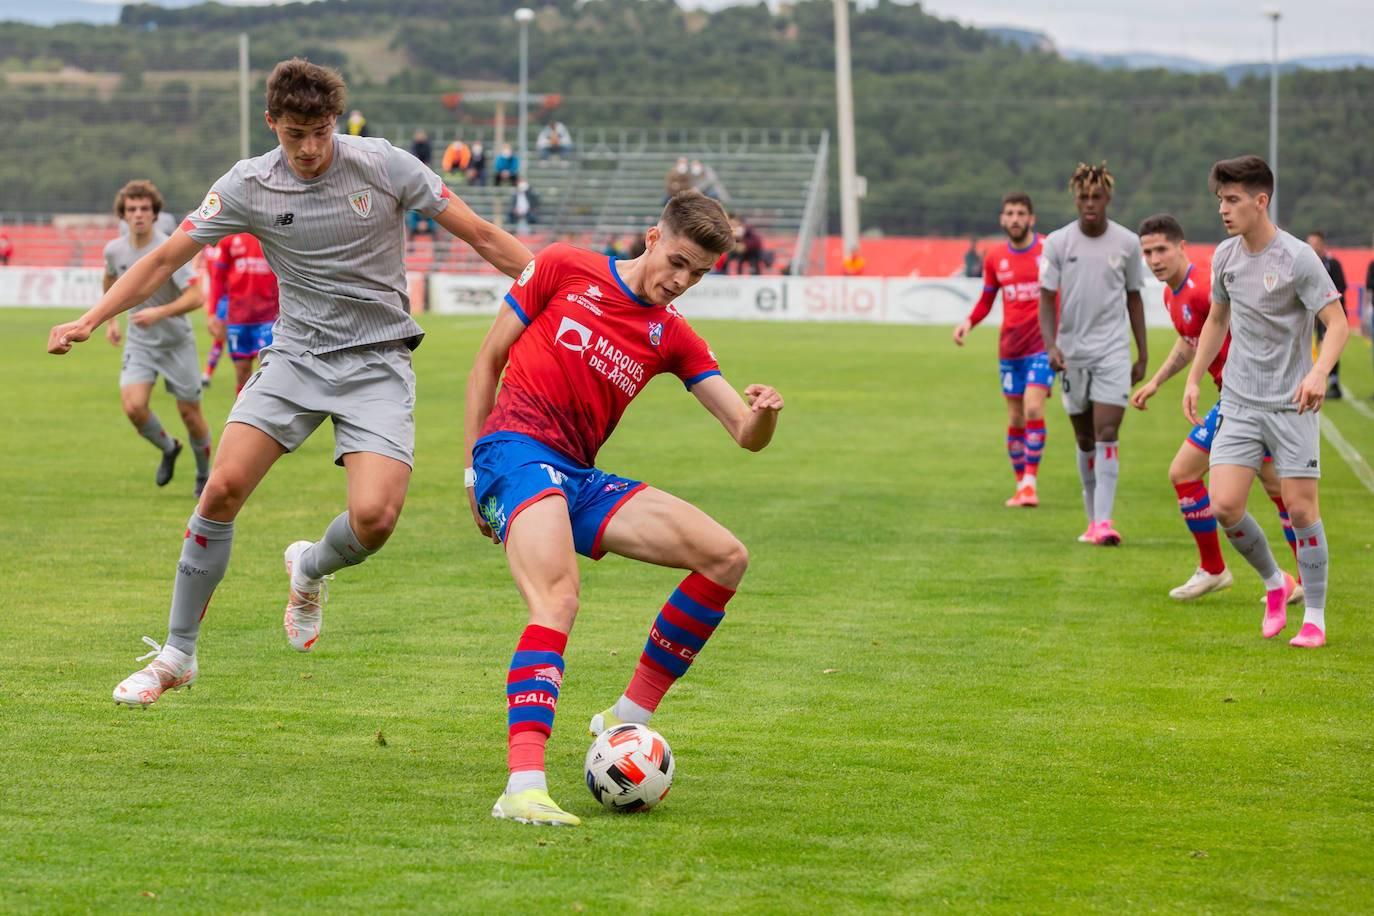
left=608, top=257, right=657, bottom=308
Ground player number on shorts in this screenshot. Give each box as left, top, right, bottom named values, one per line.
left=540, top=463, right=568, bottom=485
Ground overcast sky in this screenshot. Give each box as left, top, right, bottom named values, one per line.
left=681, top=0, right=1374, bottom=66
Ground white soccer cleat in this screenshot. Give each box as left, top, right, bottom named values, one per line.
left=113, top=636, right=197, bottom=708
left=1169, top=567, right=1235, bottom=601
left=283, top=540, right=328, bottom=652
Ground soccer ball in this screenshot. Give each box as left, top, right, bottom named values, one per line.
left=584, top=723, right=675, bottom=812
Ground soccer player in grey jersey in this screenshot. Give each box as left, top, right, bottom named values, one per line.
left=1184, top=155, right=1346, bottom=648
left=48, top=59, right=534, bottom=705
left=1038, top=162, right=1148, bottom=546
left=102, top=179, right=213, bottom=496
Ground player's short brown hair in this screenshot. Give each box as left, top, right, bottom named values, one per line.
left=113, top=179, right=163, bottom=218
left=1069, top=161, right=1114, bottom=195
left=1137, top=213, right=1185, bottom=243
left=660, top=189, right=734, bottom=256
left=266, top=58, right=347, bottom=121
left=1208, top=155, right=1274, bottom=200
left=1001, top=191, right=1034, bottom=213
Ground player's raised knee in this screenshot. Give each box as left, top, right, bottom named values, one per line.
left=701, top=534, right=748, bottom=588
left=350, top=500, right=402, bottom=547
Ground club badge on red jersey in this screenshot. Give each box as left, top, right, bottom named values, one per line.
left=648, top=322, right=663, bottom=346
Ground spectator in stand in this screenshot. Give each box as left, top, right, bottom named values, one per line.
left=408, top=131, right=437, bottom=241
left=537, top=120, right=573, bottom=164
left=441, top=140, right=472, bottom=183
left=691, top=159, right=729, bottom=205
left=843, top=248, right=866, bottom=275
left=0, top=229, right=12, bottom=265
left=1307, top=231, right=1346, bottom=399
left=493, top=144, right=520, bottom=187
left=628, top=231, right=647, bottom=259
left=963, top=237, right=982, bottom=277
left=665, top=156, right=692, bottom=203
left=507, top=177, right=539, bottom=227
left=410, top=130, right=432, bottom=168
left=465, top=141, right=488, bottom=186
left=737, top=220, right=768, bottom=275
left=346, top=109, right=368, bottom=136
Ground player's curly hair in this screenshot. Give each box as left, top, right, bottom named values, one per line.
left=113, top=179, right=163, bottom=218
left=1069, top=161, right=1114, bottom=195
left=266, top=58, right=347, bottom=121
left=660, top=189, right=734, bottom=256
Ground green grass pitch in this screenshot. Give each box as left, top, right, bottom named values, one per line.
left=2, top=307, right=1373, bottom=914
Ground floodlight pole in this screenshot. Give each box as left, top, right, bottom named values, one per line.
left=239, top=33, right=250, bottom=161
left=1265, top=9, right=1280, bottom=222
left=515, top=8, right=534, bottom=181
left=833, top=0, right=860, bottom=262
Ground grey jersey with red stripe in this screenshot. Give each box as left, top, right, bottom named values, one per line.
left=181, top=134, right=450, bottom=354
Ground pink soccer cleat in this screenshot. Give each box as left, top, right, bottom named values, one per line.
left=1262, top=572, right=1297, bottom=638
left=1289, top=623, right=1325, bottom=648
left=1077, top=523, right=1097, bottom=543
left=1093, top=520, right=1122, bottom=546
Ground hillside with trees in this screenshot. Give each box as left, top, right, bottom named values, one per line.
left=1, top=0, right=1371, bottom=243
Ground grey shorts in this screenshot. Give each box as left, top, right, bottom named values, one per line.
left=120, top=339, right=203, bottom=403
left=229, top=341, right=417, bottom=467
left=1060, top=360, right=1131, bottom=415
left=1211, top=401, right=1321, bottom=478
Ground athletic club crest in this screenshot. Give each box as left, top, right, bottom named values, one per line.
left=1263, top=272, right=1278, bottom=292
left=1108, top=254, right=1122, bottom=270
left=648, top=321, right=663, bottom=346
left=347, top=188, right=373, bottom=218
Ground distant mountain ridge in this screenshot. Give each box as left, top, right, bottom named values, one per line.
left=7, top=2, right=1373, bottom=82
left=986, top=26, right=1374, bottom=83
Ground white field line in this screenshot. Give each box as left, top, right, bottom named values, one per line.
left=1320, top=411, right=1374, bottom=495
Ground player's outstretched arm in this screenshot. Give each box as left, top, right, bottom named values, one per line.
left=691, top=375, right=784, bottom=452
left=1131, top=337, right=1195, bottom=410
left=1183, top=299, right=1229, bottom=426
left=1296, top=299, right=1351, bottom=413
left=433, top=195, right=534, bottom=280
left=48, top=230, right=201, bottom=355
left=463, top=306, right=527, bottom=540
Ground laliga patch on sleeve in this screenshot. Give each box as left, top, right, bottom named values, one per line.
left=517, top=259, right=536, bottom=287
left=198, top=191, right=222, bottom=220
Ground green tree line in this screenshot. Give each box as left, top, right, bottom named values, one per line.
left=1, top=0, right=1370, bottom=244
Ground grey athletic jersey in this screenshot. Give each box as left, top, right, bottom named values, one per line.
left=1212, top=229, right=1340, bottom=411
left=181, top=134, right=451, bottom=355
left=104, top=230, right=198, bottom=350
left=1039, top=219, right=1145, bottom=366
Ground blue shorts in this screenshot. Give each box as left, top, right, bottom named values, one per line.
left=228, top=321, right=274, bottom=360
left=472, top=432, right=646, bottom=560
left=1000, top=353, right=1055, bottom=398
left=1188, top=402, right=1271, bottom=461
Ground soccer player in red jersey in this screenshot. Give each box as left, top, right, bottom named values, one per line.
left=466, top=190, right=784, bottom=826
left=1129, top=214, right=1301, bottom=602
left=953, top=191, right=1054, bottom=507
left=206, top=233, right=280, bottom=394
